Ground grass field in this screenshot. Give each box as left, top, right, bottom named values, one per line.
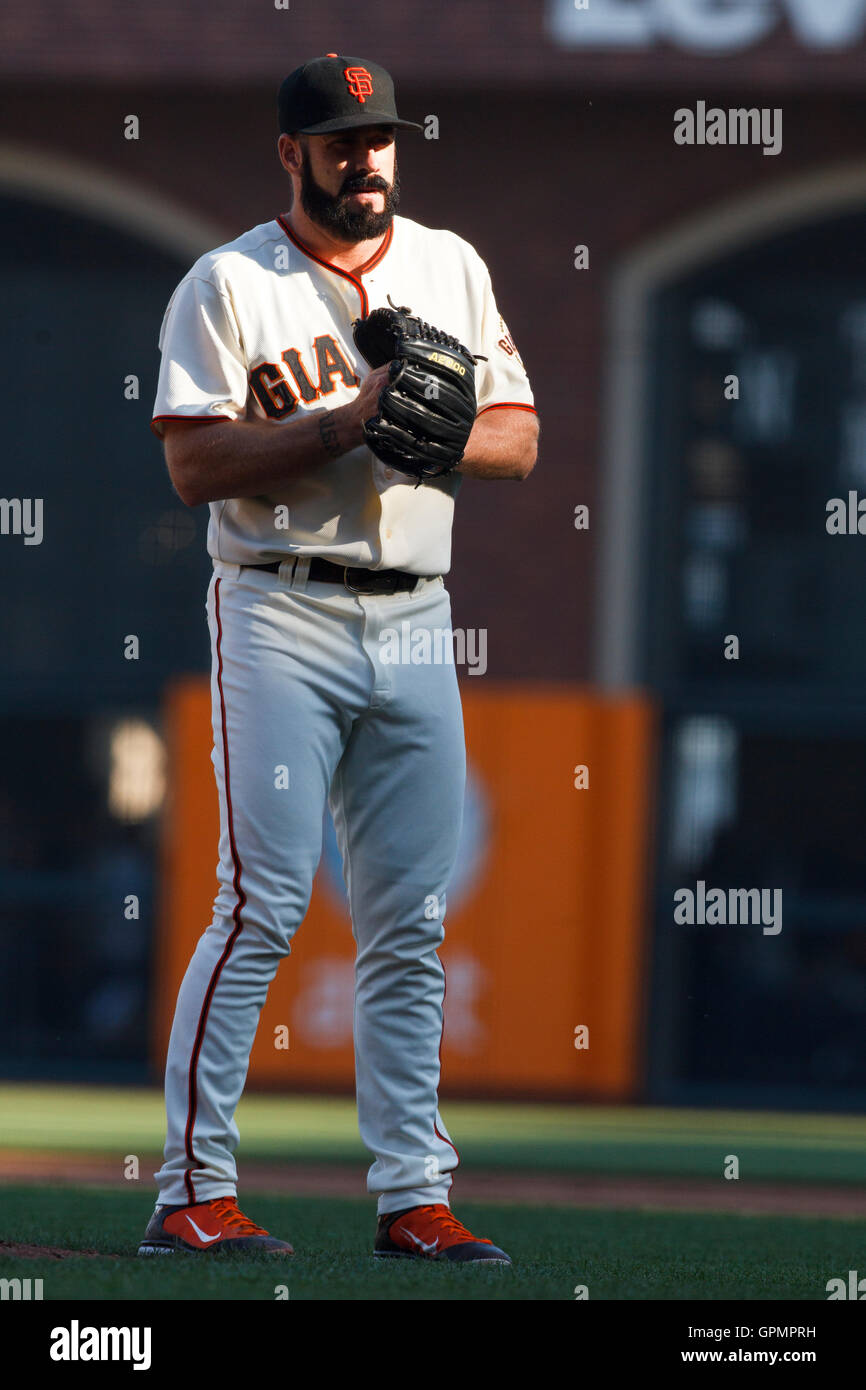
left=1, top=1186, right=863, bottom=1300
left=3, top=1084, right=866, bottom=1181
left=2, top=1085, right=865, bottom=1300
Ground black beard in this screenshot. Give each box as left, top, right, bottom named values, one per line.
left=299, top=157, right=400, bottom=242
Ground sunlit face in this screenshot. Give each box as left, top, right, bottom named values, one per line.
left=281, top=126, right=399, bottom=242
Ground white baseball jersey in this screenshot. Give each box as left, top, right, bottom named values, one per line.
left=152, top=213, right=536, bottom=575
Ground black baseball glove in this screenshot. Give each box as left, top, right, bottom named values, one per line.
left=352, top=299, right=483, bottom=484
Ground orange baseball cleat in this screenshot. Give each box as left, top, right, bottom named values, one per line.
left=373, top=1205, right=512, bottom=1264
left=137, top=1196, right=294, bottom=1255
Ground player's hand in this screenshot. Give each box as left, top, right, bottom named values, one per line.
left=342, top=364, right=393, bottom=444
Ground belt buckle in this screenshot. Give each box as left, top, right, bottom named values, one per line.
left=343, top=566, right=395, bottom=595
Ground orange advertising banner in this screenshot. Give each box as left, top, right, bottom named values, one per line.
left=154, top=680, right=655, bottom=1099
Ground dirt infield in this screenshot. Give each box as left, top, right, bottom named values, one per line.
left=1, top=1150, right=865, bottom=1217
left=0, top=1242, right=116, bottom=1260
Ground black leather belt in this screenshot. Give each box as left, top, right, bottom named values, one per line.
left=245, top=556, right=431, bottom=595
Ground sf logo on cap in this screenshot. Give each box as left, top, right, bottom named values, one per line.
left=344, top=66, right=374, bottom=103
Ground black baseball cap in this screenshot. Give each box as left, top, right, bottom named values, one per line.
left=278, top=54, right=422, bottom=136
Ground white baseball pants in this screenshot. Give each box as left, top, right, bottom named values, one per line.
left=155, top=557, right=466, bottom=1215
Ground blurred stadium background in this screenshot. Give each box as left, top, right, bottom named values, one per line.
left=3, top=0, right=866, bottom=1204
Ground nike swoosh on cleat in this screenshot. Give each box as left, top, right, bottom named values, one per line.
left=399, top=1228, right=439, bottom=1255
left=185, top=1216, right=222, bottom=1244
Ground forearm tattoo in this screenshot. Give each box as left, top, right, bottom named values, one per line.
left=319, top=410, right=341, bottom=458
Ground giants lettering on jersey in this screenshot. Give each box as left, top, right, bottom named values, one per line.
left=496, top=315, right=524, bottom=369
left=151, top=214, right=535, bottom=573
left=248, top=335, right=359, bottom=418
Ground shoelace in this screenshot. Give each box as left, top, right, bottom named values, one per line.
left=410, top=1206, right=492, bottom=1245
left=206, top=1197, right=268, bottom=1237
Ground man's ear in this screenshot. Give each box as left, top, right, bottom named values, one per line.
left=278, top=133, right=303, bottom=175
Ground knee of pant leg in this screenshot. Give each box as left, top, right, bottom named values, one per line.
left=347, top=876, right=452, bottom=940
left=354, top=935, right=446, bottom=991
left=212, top=869, right=317, bottom=955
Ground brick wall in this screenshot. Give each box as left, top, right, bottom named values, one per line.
left=5, top=81, right=866, bottom=674
left=5, top=0, right=866, bottom=87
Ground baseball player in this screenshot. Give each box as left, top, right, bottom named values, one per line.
left=138, top=53, right=537, bottom=1264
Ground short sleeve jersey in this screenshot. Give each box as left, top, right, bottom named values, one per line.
left=152, top=213, right=536, bottom=576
